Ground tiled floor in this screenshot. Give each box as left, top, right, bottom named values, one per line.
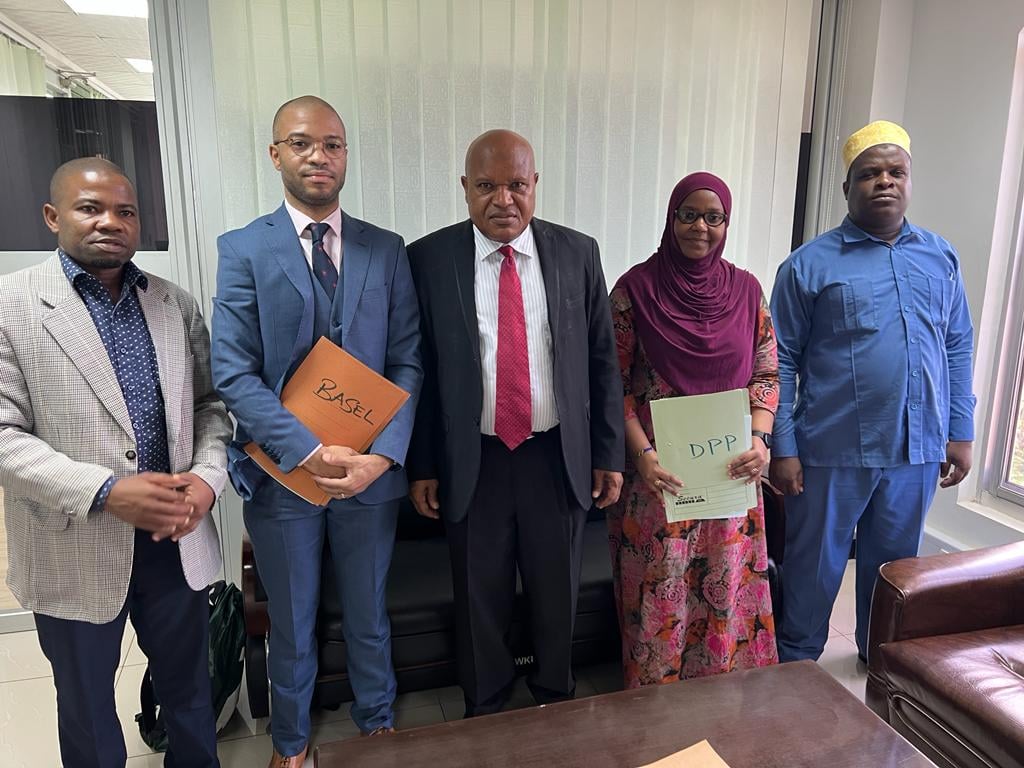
left=0, top=489, right=20, bottom=611
left=0, top=564, right=866, bottom=767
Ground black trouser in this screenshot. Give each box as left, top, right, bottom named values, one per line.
left=446, top=428, right=588, bottom=716
left=36, top=530, right=218, bottom=768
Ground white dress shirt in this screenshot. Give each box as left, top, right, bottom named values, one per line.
left=474, top=224, right=559, bottom=435
left=284, top=199, right=343, bottom=272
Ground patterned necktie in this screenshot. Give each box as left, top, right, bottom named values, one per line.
left=494, top=244, right=532, bottom=450
left=308, top=222, right=338, bottom=295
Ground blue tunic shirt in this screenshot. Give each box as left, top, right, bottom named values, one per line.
left=770, top=217, right=975, bottom=467
left=60, top=252, right=170, bottom=508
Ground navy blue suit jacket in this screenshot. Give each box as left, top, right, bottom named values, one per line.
left=211, top=204, right=422, bottom=507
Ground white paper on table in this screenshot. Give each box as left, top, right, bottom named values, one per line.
left=649, top=388, right=757, bottom=522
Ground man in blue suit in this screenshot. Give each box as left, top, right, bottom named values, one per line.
left=211, top=95, right=422, bottom=768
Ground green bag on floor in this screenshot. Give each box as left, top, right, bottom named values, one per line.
left=135, top=580, right=245, bottom=751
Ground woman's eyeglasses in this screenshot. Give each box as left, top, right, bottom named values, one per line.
left=675, top=208, right=727, bottom=227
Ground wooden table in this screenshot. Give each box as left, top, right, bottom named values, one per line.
left=315, top=661, right=934, bottom=767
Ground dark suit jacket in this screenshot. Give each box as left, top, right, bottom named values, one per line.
left=407, top=218, right=624, bottom=523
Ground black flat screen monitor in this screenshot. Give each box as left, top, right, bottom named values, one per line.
left=0, top=95, right=168, bottom=251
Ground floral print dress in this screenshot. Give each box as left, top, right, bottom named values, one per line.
left=606, top=285, right=780, bottom=688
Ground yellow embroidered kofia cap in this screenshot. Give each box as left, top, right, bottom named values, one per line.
left=842, top=120, right=911, bottom=172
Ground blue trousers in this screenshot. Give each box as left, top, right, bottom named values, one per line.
left=244, top=483, right=398, bottom=756
left=35, top=530, right=218, bottom=768
left=777, top=463, right=940, bottom=661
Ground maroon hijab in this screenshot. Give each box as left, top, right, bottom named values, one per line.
left=616, top=172, right=761, bottom=396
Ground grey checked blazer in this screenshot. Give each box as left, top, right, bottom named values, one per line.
left=0, top=254, right=231, bottom=623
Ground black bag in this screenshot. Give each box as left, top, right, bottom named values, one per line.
left=136, top=580, right=246, bottom=751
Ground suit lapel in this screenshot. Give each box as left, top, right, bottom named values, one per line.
left=453, top=221, right=480, bottom=362
left=137, top=280, right=186, bottom=451
left=263, top=205, right=315, bottom=376
left=340, top=211, right=371, bottom=340
left=532, top=219, right=561, bottom=338
left=39, top=255, right=134, bottom=438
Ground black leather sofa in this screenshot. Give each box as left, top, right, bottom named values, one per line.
left=242, top=480, right=785, bottom=717
left=242, top=502, right=620, bottom=716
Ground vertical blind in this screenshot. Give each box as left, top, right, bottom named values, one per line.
left=208, top=0, right=811, bottom=289
left=0, top=33, right=45, bottom=97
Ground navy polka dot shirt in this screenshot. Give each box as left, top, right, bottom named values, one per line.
left=60, top=251, right=170, bottom=511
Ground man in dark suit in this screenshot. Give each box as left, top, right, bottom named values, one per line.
left=407, top=129, right=624, bottom=717
left=211, top=96, right=421, bottom=767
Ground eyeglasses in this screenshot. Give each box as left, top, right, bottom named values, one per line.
left=675, top=208, right=728, bottom=227
left=272, top=137, right=348, bottom=159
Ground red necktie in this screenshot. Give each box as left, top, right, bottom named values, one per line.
left=494, top=244, right=532, bottom=450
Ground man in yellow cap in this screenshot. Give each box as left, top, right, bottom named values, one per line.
left=768, top=120, right=976, bottom=662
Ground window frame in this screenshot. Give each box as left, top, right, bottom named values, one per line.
left=983, top=68, right=1024, bottom=512
left=992, top=212, right=1024, bottom=507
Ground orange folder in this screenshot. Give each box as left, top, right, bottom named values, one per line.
left=244, top=337, right=410, bottom=505
left=637, top=740, right=732, bottom=768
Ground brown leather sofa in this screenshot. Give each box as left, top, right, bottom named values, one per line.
left=866, top=541, right=1024, bottom=768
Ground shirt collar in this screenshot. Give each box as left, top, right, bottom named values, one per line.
left=284, top=199, right=343, bottom=240
left=473, top=222, right=537, bottom=262
left=58, top=249, right=148, bottom=293
left=839, top=215, right=922, bottom=245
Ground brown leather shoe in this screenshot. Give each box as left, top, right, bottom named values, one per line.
left=268, top=745, right=308, bottom=767
left=361, top=726, right=396, bottom=736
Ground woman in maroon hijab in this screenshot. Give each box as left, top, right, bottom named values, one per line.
left=607, top=172, right=779, bottom=687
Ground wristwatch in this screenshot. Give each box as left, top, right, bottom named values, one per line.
left=752, top=430, right=773, bottom=449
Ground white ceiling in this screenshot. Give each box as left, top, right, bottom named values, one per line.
left=0, top=0, right=153, bottom=101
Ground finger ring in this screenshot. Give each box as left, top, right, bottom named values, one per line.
left=339, top=493, right=346, bottom=499
left=655, top=480, right=663, bottom=488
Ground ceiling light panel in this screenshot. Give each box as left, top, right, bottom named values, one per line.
left=125, top=57, right=153, bottom=73
left=64, top=0, right=148, bottom=19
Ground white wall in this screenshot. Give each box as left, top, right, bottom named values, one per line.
left=902, top=2, right=1023, bottom=318
left=818, top=0, right=1024, bottom=331
left=837, top=0, right=1024, bottom=548
left=812, top=0, right=915, bottom=237
left=807, top=0, right=1024, bottom=550
left=0, top=252, right=174, bottom=279
left=901, top=0, right=1024, bottom=548
left=869, top=0, right=914, bottom=122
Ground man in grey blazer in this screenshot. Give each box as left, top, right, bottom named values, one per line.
left=0, top=158, right=231, bottom=767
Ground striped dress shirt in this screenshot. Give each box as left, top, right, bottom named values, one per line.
left=473, top=223, right=559, bottom=435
